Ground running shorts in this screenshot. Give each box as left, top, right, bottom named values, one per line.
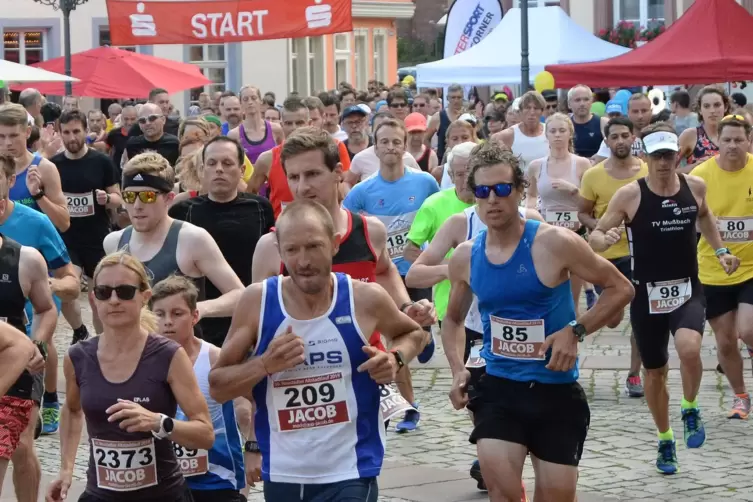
left=190, top=489, right=246, bottom=502
left=594, top=256, right=631, bottom=296
left=65, top=242, right=106, bottom=279
left=468, top=375, right=590, bottom=466
left=78, top=484, right=194, bottom=502
left=702, top=277, right=753, bottom=321
left=264, top=477, right=377, bottom=502
left=0, top=395, right=34, bottom=459
left=630, top=281, right=706, bottom=370
left=402, top=277, right=432, bottom=333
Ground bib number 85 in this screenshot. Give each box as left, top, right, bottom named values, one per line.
left=94, top=447, right=153, bottom=469
left=500, top=326, right=528, bottom=342
left=660, top=286, right=680, bottom=298
left=285, top=383, right=335, bottom=407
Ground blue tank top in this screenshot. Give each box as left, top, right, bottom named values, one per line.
left=470, top=219, right=578, bottom=384
left=572, top=114, right=603, bottom=158
left=9, top=153, right=43, bottom=211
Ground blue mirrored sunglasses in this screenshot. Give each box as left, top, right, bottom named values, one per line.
left=474, top=183, right=514, bottom=199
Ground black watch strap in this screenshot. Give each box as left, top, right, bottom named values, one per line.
left=244, top=440, right=260, bottom=453
left=32, top=189, right=45, bottom=200
left=399, top=302, right=413, bottom=314
left=391, top=350, right=405, bottom=370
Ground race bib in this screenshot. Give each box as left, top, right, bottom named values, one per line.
left=647, top=278, right=692, bottom=314
left=386, top=229, right=409, bottom=260
left=490, top=317, right=546, bottom=361
left=92, top=438, right=157, bottom=492
left=545, top=210, right=581, bottom=231
left=173, top=443, right=208, bottom=477
left=65, top=191, right=96, bottom=218
left=379, top=384, right=416, bottom=422
left=717, top=217, right=753, bottom=243
left=465, top=339, right=486, bottom=369
left=273, top=372, right=351, bottom=431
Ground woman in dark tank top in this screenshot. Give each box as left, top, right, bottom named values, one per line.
left=46, top=252, right=214, bottom=502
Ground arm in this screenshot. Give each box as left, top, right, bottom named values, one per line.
left=343, top=169, right=360, bottom=188
left=23, top=247, right=57, bottom=345
left=247, top=150, right=272, bottom=194
left=430, top=162, right=444, bottom=184
left=362, top=282, right=426, bottom=363
left=103, top=184, right=123, bottom=209
left=424, top=113, right=439, bottom=148
left=251, top=233, right=281, bottom=283
left=191, top=228, right=244, bottom=318
left=166, top=348, right=214, bottom=449
left=271, top=122, right=284, bottom=145
left=103, top=229, right=124, bottom=255
left=441, top=242, right=474, bottom=375
left=0, top=322, right=36, bottom=397
left=524, top=208, right=544, bottom=222
left=428, top=150, right=439, bottom=174
left=526, top=161, right=541, bottom=210
left=59, top=354, right=85, bottom=480
left=691, top=176, right=725, bottom=251
left=38, top=160, right=71, bottom=232
left=404, top=202, right=436, bottom=264
left=492, top=129, right=514, bottom=149
left=405, top=214, right=464, bottom=288
left=49, top=263, right=80, bottom=302
left=588, top=185, right=634, bottom=252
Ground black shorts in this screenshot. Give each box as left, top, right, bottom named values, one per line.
left=403, top=277, right=432, bottom=333
left=703, top=277, right=753, bottom=320
left=467, top=375, right=590, bottom=466
left=191, top=489, right=246, bottom=502
left=594, top=256, right=631, bottom=295
left=79, top=484, right=194, bottom=502
left=65, top=243, right=106, bottom=278
left=630, top=281, right=706, bottom=370
left=463, top=328, right=485, bottom=401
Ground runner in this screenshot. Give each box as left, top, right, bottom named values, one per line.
left=579, top=116, right=647, bottom=397
left=219, top=94, right=242, bottom=137
left=103, top=152, right=244, bottom=320
left=386, top=89, right=411, bottom=123
left=45, top=252, right=214, bottom=502
left=319, top=92, right=348, bottom=141
left=0, top=103, right=70, bottom=232
left=426, top=84, right=465, bottom=163
left=590, top=123, right=739, bottom=473
left=151, top=276, right=249, bottom=502
left=679, top=86, right=727, bottom=171
left=526, top=113, right=592, bottom=314
left=404, top=113, right=438, bottom=174
left=593, top=94, right=651, bottom=163
left=569, top=85, right=607, bottom=159
left=492, top=91, right=549, bottom=174
left=123, top=103, right=181, bottom=168
left=104, top=104, right=137, bottom=182
left=441, top=141, right=634, bottom=502
left=209, top=198, right=427, bottom=501
left=669, top=89, right=699, bottom=136
left=434, top=120, right=478, bottom=188
left=126, top=88, right=180, bottom=137
left=690, top=114, right=753, bottom=419
left=227, top=86, right=283, bottom=164
left=342, top=105, right=372, bottom=160
left=344, top=118, right=440, bottom=432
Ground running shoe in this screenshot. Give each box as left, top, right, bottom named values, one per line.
left=469, top=459, right=486, bottom=491
left=395, top=407, right=420, bottom=433
left=727, top=394, right=751, bottom=420
left=42, top=402, right=60, bottom=435
left=625, top=374, right=645, bottom=398
left=655, top=440, right=678, bottom=475
left=681, top=408, right=706, bottom=448
left=71, top=325, right=90, bottom=346
left=585, top=289, right=597, bottom=310
left=416, top=333, right=435, bottom=364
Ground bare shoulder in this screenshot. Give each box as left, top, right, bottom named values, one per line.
left=615, top=180, right=641, bottom=200
left=528, top=158, right=542, bottom=174
left=271, top=122, right=283, bottom=133
left=363, top=214, right=387, bottom=245
left=683, top=173, right=707, bottom=195
left=103, top=229, right=125, bottom=254
left=19, top=245, right=47, bottom=273
left=227, top=126, right=240, bottom=139
left=575, top=155, right=592, bottom=171
left=679, top=127, right=698, bottom=144
left=451, top=239, right=474, bottom=263
left=181, top=220, right=214, bottom=245
left=241, top=282, right=265, bottom=305
left=38, top=157, right=60, bottom=176
left=207, top=343, right=222, bottom=365
left=351, top=279, right=387, bottom=301
left=428, top=112, right=440, bottom=125
left=534, top=222, right=581, bottom=250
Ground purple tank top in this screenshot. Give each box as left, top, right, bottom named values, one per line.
left=69, top=334, right=185, bottom=500
left=239, top=120, right=276, bottom=164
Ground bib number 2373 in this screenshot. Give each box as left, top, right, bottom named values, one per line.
left=273, top=372, right=351, bottom=431
left=92, top=438, right=157, bottom=492
left=490, top=317, right=546, bottom=361
left=647, top=278, right=692, bottom=314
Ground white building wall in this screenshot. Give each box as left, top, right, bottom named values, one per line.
left=569, top=0, right=595, bottom=34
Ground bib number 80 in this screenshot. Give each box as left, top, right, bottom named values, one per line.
left=727, top=221, right=746, bottom=232
left=500, top=326, right=528, bottom=342
left=660, top=286, right=680, bottom=298
left=285, top=383, right=335, bottom=407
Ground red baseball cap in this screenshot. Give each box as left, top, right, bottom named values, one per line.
left=405, top=112, right=427, bottom=133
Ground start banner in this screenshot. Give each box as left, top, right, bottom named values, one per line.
left=106, top=0, right=354, bottom=46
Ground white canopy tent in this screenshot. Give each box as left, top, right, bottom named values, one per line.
left=0, top=59, right=78, bottom=83
left=417, top=6, right=630, bottom=87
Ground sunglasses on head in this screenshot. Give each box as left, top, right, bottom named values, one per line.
left=474, top=183, right=514, bottom=199
left=722, top=114, right=747, bottom=123
left=138, top=114, right=162, bottom=125
left=122, top=190, right=164, bottom=204
left=93, top=284, right=140, bottom=301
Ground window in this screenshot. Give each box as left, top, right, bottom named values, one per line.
left=3, top=30, right=46, bottom=65
left=308, top=37, right=325, bottom=95
left=188, top=44, right=227, bottom=106
left=614, top=0, right=665, bottom=29
left=514, top=0, right=560, bottom=6
left=98, top=27, right=135, bottom=52
left=334, top=34, right=350, bottom=88
left=354, top=31, right=368, bottom=91
left=372, top=31, right=387, bottom=84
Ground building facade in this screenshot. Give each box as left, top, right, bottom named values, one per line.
left=1, top=0, right=415, bottom=111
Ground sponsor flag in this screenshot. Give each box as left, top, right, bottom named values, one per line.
left=443, top=0, right=504, bottom=58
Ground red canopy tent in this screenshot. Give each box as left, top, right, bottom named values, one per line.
left=12, top=46, right=211, bottom=98
left=546, top=0, right=753, bottom=88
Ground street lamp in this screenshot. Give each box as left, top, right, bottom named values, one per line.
left=520, top=0, right=530, bottom=90
left=32, top=0, right=89, bottom=96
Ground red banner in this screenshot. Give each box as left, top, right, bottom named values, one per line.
left=105, top=0, right=353, bottom=46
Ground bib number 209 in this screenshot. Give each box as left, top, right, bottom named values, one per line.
left=284, top=383, right=335, bottom=407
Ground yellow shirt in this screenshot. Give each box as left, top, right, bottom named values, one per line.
left=243, top=156, right=254, bottom=183
left=691, top=154, right=753, bottom=286
left=580, top=160, right=648, bottom=260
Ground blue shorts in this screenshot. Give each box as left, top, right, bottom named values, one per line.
left=263, top=477, right=378, bottom=502
left=24, top=294, right=62, bottom=336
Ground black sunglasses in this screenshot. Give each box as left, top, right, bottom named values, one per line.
left=138, top=114, right=162, bottom=125
left=474, top=183, right=514, bottom=199
left=389, top=103, right=407, bottom=108
left=648, top=150, right=677, bottom=161
left=93, top=284, right=140, bottom=301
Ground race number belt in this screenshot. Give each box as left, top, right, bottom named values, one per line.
left=647, top=278, right=692, bottom=314
left=379, top=384, right=416, bottom=422
left=490, top=317, right=546, bottom=361
left=173, top=443, right=208, bottom=477
left=91, top=438, right=158, bottom=491
left=386, top=229, right=409, bottom=260
left=273, top=372, right=351, bottom=431
left=465, top=339, right=486, bottom=369
left=545, top=210, right=581, bottom=231
left=64, top=191, right=96, bottom=218
left=716, top=217, right=753, bottom=243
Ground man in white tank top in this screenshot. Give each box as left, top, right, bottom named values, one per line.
left=209, top=199, right=427, bottom=502
left=491, top=91, right=549, bottom=174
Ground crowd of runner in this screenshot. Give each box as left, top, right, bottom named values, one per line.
left=0, top=78, right=751, bottom=502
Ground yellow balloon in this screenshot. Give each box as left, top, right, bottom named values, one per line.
left=402, top=75, right=415, bottom=84
left=534, top=71, right=555, bottom=93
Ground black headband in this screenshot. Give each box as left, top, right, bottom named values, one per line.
left=122, top=172, right=173, bottom=193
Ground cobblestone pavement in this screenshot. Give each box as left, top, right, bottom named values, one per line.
left=26, top=298, right=753, bottom=501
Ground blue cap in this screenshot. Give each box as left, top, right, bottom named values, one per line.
left=341, top=105, right=369, bottom=121
left=606, top=101, right=623, bottom=115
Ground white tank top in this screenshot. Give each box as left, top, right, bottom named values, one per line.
left=536, top=155, right=580, bottom=212
left=512, top=125, right=549, bottom=174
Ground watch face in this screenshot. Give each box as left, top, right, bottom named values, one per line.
left=163, top=417, right=175, bottom=433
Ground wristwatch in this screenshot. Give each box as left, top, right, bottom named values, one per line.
left=569, top=320, right=587, bottom=343
left=391, top=350, right=405, bottom=370
left=152, top=414, right=175, bottom=439
left=31, top=188, right=45, bottom=201
left=398, top=302, right=414, bottom=314
left=715, top=247, right=731, bottom=257
left=244, top=440, right=261, bottom=453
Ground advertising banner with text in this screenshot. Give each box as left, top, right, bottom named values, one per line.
left=106, top=0, right=354, bottom=46
left=443, top=0, right=504, bottom=58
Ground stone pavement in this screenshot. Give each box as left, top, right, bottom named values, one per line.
left=6, top=297, right=753, bottom=501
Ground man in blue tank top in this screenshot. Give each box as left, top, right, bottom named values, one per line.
left=569, top=85, right=607, bottom=159
left=209, top=199, right=427, bottom=502
left=440, top=142, right=634, bottom=501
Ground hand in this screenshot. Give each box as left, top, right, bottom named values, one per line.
left=404, top=299, right=437, bottom=328
left=357, top=346, right=397, bottom=384
left=26, top=346, right=45, bottom=374
left=260, top=326, right=305, bottom=374
left=244, top=451, right=262, bottom=487
left=106, top=399, right=161, bottom=433
left=26, top=165, right=43, bottom=196
left=539, top=327, right=579, bottom=372
left=550, top=179, right=577, bottom=194
left=449, top=370, right=471, bottom=410
left=46, top=474, right=72, bottom=502
left=87, top=132, right=98, bottom=141
left=95, top=189, right=109, bottom=206
left=603, top=228, right=622, bottom=247
left=719, top=253, right=741, bottom=275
